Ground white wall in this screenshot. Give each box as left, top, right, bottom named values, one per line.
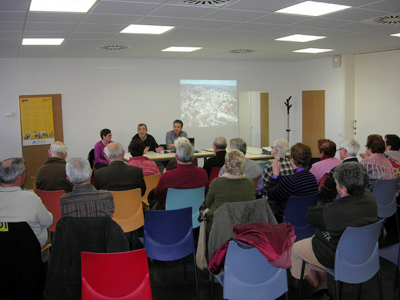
left=354, top=49, right=400, bottom=147
left=0, top=58, right=291, bottom=160
left=1, top=51, right=398, bottom=163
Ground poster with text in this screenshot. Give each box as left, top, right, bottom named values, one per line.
left=20, top=96, right=55, bottom=146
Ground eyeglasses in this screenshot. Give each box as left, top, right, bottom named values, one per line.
left=337, top=148, right=344, bottom=151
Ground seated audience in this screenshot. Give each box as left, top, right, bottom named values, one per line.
left=290, top=162, right=379, bottom=300
left=384, top=134, right=400, bottom=180
left=319, top=139, right=360, bottom=203
left=94, top=128, right=112, bottom=169
left=0, top=157, right=53, bottom=248
left=166, top=119, right=187, bottom=150
left=203, top=136, right=227, bottom=178
left=127, top=139, right=160, bottom=176
left=263, top=138, right=294, bottom=195
left=205, top=149, right=255, bottom=232
left=131, top=123, right=163, bottom=153
left=60, top=157, right=114, bottom=217
left=219, top=138, right=263, bottom=195
left=310, top=139, right=341, bottom=183
left=164, top=137, right=198, bottom=172
left=266, top=143, right=318, bottom=222
left=360, top=134, right=395, bottom=192
left=93, top=142, right=146, bottom=195
left=36, top=141, right=73, bottom=193
left=151, top=142, right=208, bottom=210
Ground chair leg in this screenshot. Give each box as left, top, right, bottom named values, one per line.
left=356, top=283, right=362, bottom=300
left=210, top=274, right=214, bottom=300
left=298, top=261, right=306, bottom=300
left=395, top=212, right=400, bottom=243
left=339, top=281, right=343, bottom=300
left=335, top=281, right=340, bottom=300
left=192, top=252, right=199, bottom=300
left=377, top=271, right=383, bottom=300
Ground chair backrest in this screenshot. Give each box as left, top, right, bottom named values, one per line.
left=144, top=207, right=194, bottom=261
left=142, top=173, right=161, bottom=206
left=81, top=249, right=152, bottom=300
left=334, top=219, right=384, bottom=284
left=372, top=178, right=400, bottom=218
left=209, top=167, right=221, bottom=184
left=34, top=189, right=66, bottom=232
left=110, top=189, right=144, bottom=233
left=166, top=186, right=205, bottom=228
left=30, top=176, right=37, bottom=189
left=258, top=161, right=270, bottom=171
left=318, top=173, right=328, bottom=190
left=283, top=193, right=319, bottom=242
left=222, top=240, right=288, bottom=300
left=0, top=222, right=45, bottom=300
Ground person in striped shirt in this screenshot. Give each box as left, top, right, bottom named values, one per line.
left=60, top=157, right=114, bottom=218
left=266, top=143, right=318, bottom=223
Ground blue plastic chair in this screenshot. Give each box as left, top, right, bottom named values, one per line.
left=143, top=207, right=199, bottom=299
left=379, top=242, right=400, bottom=300
left=213, top=240, right=288, bottom=300
left=258, top=160, right=270, bottom=171
left=298, top=219, right=384, bottom=300
left=166, top=187, right=205, bottom=228
left=373, top=178, right=400, bottom=240
left=283, top=193, right=319, bottom=242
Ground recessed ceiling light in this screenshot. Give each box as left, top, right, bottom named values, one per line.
left=390, top=33, right=400, bottom=37
left=162, top=47, right=202, bottom=52
left=121, top=25, right=174, bottom=35
left=276, top=34, right=326, bottom=42
left=29, top=0, right=96, bottom=13
left=276, top=1, right=351, bottom=17
left=293, top=48, right=333, bottom=53
left=22, top=38, right=64, bottom=45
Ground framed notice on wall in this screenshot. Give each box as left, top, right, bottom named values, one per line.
left=20, top=96, right=55, bottom=146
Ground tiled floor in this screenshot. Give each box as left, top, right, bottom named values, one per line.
left=149, top=229, right=400, bottom=300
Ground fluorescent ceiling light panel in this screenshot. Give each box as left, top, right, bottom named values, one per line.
left=293, top=48, right=333, bottom=53
left=276, top=1, right=351, bottom=16
left=276, top=34, right=326, bottom=42
left=162, top=47, right=202, bottom=52
left=390, top=33, right=400, bottom=37
left=29, top=0, right=97, bottom=13
left=22, top=38, right=64, bottom=45
left=121, top=25, right=174, bottom=34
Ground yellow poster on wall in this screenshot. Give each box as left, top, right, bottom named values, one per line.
left=20, top=96, right=55, bottom=146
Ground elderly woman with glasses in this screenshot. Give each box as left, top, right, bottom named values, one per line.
left=205, top=149, right=255, bottom=232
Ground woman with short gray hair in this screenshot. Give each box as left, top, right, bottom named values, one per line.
left=205, top=149, right=255, bottom=232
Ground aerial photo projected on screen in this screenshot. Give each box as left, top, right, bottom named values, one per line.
left=180, top=79, right=238, bottom=128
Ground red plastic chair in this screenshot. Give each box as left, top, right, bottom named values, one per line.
left=209, top=167, right=221, bottom=184
left=81, top=249, right=152, bottom=300
left=34, top=189, right=66, bottom=232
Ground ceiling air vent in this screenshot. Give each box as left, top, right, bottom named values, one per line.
left=363, top=14, right=400, bottom=25
left=167, top=0, right=237, bottom=7
left=228, top=49, right=255, bottom=54
left=99, top=45, right=128, bottom=51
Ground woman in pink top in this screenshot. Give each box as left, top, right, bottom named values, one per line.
left=310, top=139, right=341, bottom=183
left=127, top=139, right=160, bottom=176
left=360, top=134, right=395, bottom=192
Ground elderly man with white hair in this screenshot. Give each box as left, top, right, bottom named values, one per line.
left=0, top=157, right=53, bottom=247
left=60, top=157, right=114, bottom=218
left=151, top=142, right=209, bottom=210
left=36, top=141, right=73, bottom=193
left=93, top=142, right=146, bottom=195
left=263, top=138, right=294, bottom=196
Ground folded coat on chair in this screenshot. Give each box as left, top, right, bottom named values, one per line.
left=209, top=222, right=296, bottom=275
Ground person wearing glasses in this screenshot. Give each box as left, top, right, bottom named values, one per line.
left=262, top=138, right=294, bottom=196
left=319, top=139, right=360, bottom=204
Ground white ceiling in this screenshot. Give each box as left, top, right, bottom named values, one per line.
left=1, top=0, right=400, bottom=61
